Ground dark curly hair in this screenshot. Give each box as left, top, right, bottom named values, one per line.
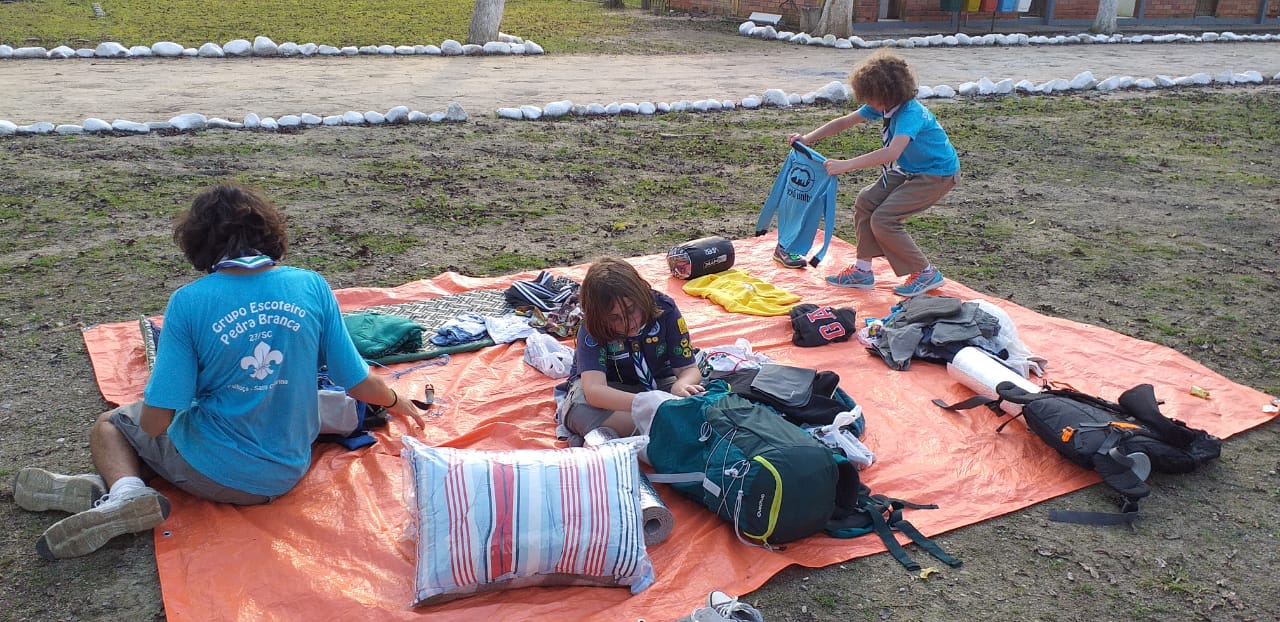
left=580, top=257, right=661, bottom=343
left=174, top=183, right=288, bottom=273
left=849, top=49, right=919, bottom=108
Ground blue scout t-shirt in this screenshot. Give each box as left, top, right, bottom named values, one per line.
left=858, top=99, right=960, bottom=177
left=570, top=291, right=696, bottom=386
left=144, top=267, right=369, bottom=497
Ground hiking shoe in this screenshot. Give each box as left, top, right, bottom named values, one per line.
left=690, top=591, right=766, bottom=622
left=35, top=486, right=171, bottom=561
left=892, top=269, right=945, bottom=297
left=825, top=266, right=875, bottom=289
left=772, top=245, right=807, bottom=269
left=14, top=468, right=107, bottom=514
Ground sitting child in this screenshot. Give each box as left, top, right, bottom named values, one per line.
left=554, top=257, right=705, bottom=446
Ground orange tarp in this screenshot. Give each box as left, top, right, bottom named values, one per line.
left=82, top=235, right=1276, bottom=622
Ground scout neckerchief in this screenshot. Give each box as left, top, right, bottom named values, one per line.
left=211, top=251, right=277, bottom=273
left=627, top=331, right=656, bottom=390
left=879, top=102, right=907, bottom=187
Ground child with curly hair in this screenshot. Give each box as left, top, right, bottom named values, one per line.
left=14, top=183, right=422, bottom=560
left=790, top=49, right=960, bottom=297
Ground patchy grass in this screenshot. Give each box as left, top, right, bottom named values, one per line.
left=1, top=90, right=1279, bottom=622
left=0, top=0, right=702, bottom=53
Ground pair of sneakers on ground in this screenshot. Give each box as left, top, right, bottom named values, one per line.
left=13, top=467, right=171, bottom=560
left=682, top=590, right=766, bottom=622
left=771, top=245, right=944, bottom=297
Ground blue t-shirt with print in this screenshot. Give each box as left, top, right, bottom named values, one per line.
left=144, top=266, right=369, bottom=497
left=570, top=291, right=695, bottom=386
left=858, top=99, right=960, bottom=176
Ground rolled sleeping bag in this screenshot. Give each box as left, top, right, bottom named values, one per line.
left=584, top=427, right=675, bottom=546
left=667, top=236, right=735, bottom=280
left=947, top=346, right=1040, bottom=415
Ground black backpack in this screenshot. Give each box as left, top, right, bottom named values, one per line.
left=991, top=382, right=1222, bottom=524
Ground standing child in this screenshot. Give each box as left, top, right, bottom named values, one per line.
left=554, top=257, right=705, bottom=447
left=790, top=49, right=960, bottom=297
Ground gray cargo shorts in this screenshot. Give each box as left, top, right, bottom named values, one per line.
left=110, top=401, right=273, bottom=505
left=554, top=376, right=677, bottom=446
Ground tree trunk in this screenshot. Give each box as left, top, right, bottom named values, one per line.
left=467, top=0, right=507, bottom=45
left=603, top=0, right=625, bottom=8
left=814, top=0, right=855, bottom=39
left=1091, top=0, right=1119, bottom=34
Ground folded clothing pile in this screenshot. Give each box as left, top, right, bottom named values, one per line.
left=504, top=271, right=579, bottom=312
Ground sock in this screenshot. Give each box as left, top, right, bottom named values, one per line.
left=920, top=264, right=937, bottom=276
left=855, top=259, right=872, bottom=272
left=108, top=476, right=145, bottom=498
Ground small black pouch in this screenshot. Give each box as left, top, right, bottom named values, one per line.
left=749, top=364, right=817, bottom=408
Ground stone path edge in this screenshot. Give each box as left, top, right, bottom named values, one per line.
left=2, top=29, right=1278, bottom=137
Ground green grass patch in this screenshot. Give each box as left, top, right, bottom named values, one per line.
left=1142, top=314, right=1182, bottom=337
left=0, top=0, right=653, bottom=53
left=479, top=251, right=552, bottom=274
left=353, top=233, right=421, bottom=256
left=907, top=214, right=954, bottom=236
left=812, top=590, right=842, bottom=611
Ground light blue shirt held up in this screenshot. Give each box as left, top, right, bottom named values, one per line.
left=756, top=141, right=840, bottom=264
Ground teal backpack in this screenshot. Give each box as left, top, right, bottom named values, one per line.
left=646, top=381, right=961, bottom=570
left=647, top=381, right=845, bottom=546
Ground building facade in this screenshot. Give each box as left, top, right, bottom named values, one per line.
left=671, top=0, right=1279, bottom=30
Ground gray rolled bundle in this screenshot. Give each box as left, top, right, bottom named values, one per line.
left=584, top=427, right=675, bottom=546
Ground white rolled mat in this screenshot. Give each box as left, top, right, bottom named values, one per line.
left=947, top=346, right=1041, bottom=415
left=584, top=427, right=675, bottom=546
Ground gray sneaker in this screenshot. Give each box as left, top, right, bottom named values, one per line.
left=772, top=245, right=808, bottom=269
left=35, top=486, right=171, bottom=560
left=690, top=591, right=766, bottom=622
left=14, top=467, right=107, bottom=514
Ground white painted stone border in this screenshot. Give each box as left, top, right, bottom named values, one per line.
left=0, top=103, right=468, bottom=137
left=491, top=67, right=1277, bottom=120
left=735, top=23, right=1279, bottom=48
left=0, top=32, right=544, bottom=60
left=3, top=27, right=1278, bottom=135
left=3, top=66, right=1277, bottom=135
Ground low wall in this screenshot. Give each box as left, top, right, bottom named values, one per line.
left=672, top=0, right=1278, bottom=24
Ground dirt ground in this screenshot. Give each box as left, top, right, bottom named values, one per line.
left=2, top=14, right=1279, bottom=622
left=2, top=18, right=1279, bottom=126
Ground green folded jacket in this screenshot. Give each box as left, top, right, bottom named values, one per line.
left=343, top=313, right=425, bottom=359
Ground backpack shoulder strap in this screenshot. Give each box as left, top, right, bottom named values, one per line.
left=1117, top=383, right=1221, bottom=455
left=995, top=381, right=1050, bottom=404
left=1048, top=507, right=1139, bottom=525
left=931, top=383, right=1032, bottom=431
left=859, top=493, right=962, bottom=571
left=1048, top=486, right=1142, bottom=526
left=931, top=394, right=1000, bottom=412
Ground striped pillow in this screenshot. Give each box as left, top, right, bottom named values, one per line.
left=401, top=436, right=656, bottom=607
